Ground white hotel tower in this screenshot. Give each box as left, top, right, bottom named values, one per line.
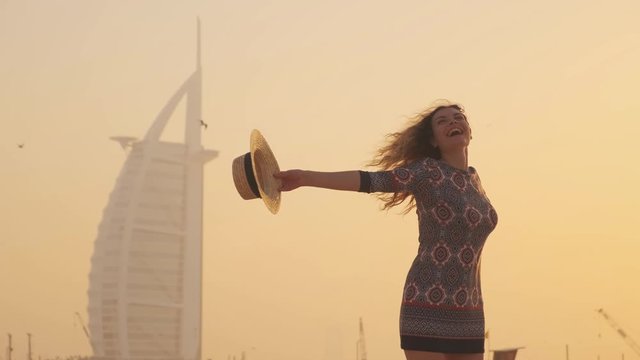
left=87, top=22, right=216, bottom=360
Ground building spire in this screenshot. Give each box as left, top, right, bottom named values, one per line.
left=196, top=17, right=201, bottom=70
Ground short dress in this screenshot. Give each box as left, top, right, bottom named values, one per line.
left=360, top=157, right=498, bottom=353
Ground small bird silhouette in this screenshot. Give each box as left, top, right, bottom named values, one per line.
left=17, top=143, right=24, bottom=148
left=199, top=119, right=208, bottom=130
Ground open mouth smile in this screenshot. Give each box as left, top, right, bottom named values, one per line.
left=447, top=127, right=465, bottom=137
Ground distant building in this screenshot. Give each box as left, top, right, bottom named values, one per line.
left=87, top=22, right=216, bottom=360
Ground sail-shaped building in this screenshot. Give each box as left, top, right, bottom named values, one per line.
left=87, top=21, right=216, bottom=360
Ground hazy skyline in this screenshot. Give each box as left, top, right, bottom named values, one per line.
left=1, top=1, right=639, bottom=360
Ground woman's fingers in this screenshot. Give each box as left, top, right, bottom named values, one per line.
left=274, top=171, right=290, bottom=191
left=274, top=170, right=300, bottom=191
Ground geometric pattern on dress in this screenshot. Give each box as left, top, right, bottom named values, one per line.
left=451, top=172, right=467, bottom=191
left=393, top=167, right=414, bottom=185
left=404, top=282, right=420, bottom=302
left=469, top=175, right=482, bottom=194
left=431, top=242, right=452, bottom=266
left=425, top=164, right=445, bottom=185
left=471, top=287, right=481, bottom=307
left=412, top=262, right=434, bottom=297
left=419, top=204, right=440, bottom=235
left=454, top=287, right=470, bottom=307
left=447, top=221, right=467, bottom=245
left=400, top=303, right=485, bottom=338
left=431, top=201, right=454, bottom=226
left=458, top=245, right=476, bottom=268
left=426, top=284, right=447, bottom=305
left=464, top=205, right=482, bottom=228
left=443, top=262, right=462, bottom=288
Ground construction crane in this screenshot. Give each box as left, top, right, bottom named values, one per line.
left=596, top=308, right=640, bottom=357
left=74, top=312, right=92, bottom=347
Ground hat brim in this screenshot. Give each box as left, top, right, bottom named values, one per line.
left=250, top=129, right=281, bottom=214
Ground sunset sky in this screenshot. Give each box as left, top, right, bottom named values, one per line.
left=1, top=1, right=639, bottom=360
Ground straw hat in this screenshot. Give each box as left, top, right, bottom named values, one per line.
left=232, top=129, right=282, bottom=214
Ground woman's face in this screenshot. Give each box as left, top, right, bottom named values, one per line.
left=430, top=106, right=471, bottom=151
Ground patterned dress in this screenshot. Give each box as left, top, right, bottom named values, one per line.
left=360, top=157, right=498, bottom=353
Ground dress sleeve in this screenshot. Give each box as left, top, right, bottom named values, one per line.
left=358, top=161, right=423, bottom=194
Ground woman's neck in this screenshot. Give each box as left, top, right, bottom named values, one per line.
left=440, top=149, right=468, bottom=171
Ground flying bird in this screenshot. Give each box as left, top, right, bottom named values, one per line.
left=199, top=119, right=208, bottom=130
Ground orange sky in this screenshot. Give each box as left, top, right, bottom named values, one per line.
left=1, top=1, right=639, bottom=360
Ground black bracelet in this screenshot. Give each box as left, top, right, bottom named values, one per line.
left=358, top=171, right=371, bottom=193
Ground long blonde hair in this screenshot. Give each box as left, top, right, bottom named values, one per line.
left=369, top=100, right=465, bottom=212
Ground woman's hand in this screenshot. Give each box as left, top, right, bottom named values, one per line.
left=274, top=169, right=306, bottom=192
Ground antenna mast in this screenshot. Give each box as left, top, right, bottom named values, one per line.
left=7, top=334, right=12, bottom=360
left=196, top=17, right=201, bottom=70
left=356, top=317, right=367, bottom=360
left=26, top=333, right=32, bottom=360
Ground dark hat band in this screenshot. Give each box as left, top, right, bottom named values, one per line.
left=243, top=152, right=261, bottom=198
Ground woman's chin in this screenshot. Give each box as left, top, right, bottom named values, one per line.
left=441, top=139, right=470, bottom=151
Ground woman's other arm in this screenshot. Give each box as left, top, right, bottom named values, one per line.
left=275, top=170, right=364, bottom=192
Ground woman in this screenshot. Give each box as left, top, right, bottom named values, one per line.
left=275, top=101, right=498, bottom=360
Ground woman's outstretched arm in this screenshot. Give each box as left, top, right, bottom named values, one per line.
left=275, top=170, right=364, bottom=192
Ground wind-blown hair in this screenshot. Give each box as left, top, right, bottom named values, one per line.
left=369, top=100, right=465, bottom=212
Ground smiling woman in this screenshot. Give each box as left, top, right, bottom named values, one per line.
left=275, top=100, right=498, bottom=360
